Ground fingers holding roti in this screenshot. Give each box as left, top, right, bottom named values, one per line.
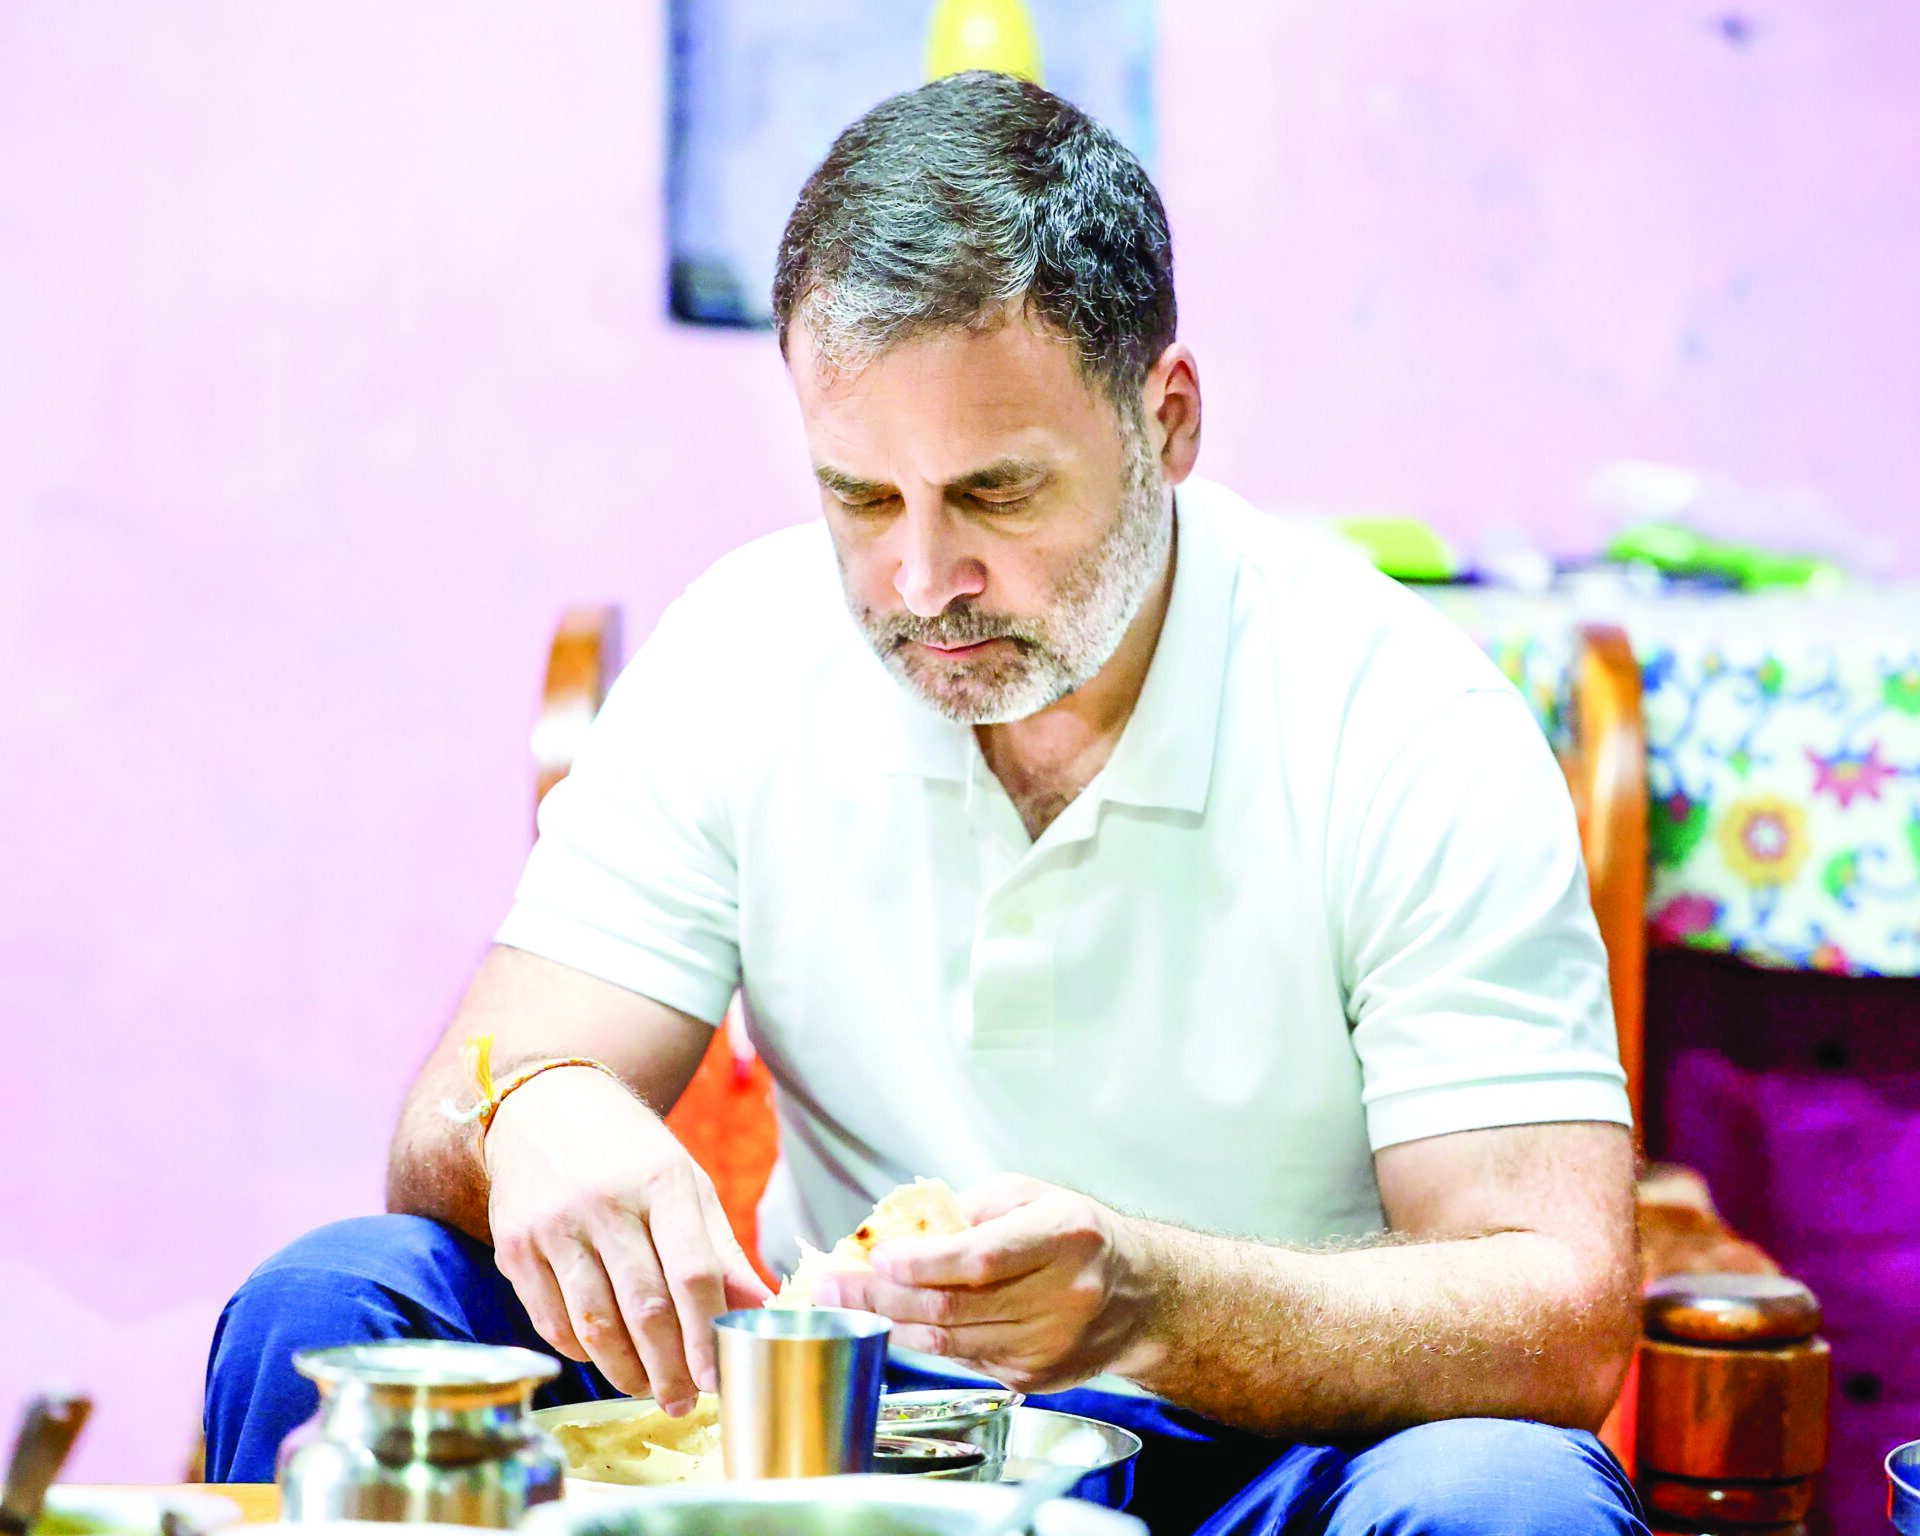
left=770, top=1176, right=972, bottom=1307
left=870, top=1213, right=1066, bottom=1289
left=774, top=1173, right=1064, bottom=1299
left=786, top=1173, right=1156, bottom=1395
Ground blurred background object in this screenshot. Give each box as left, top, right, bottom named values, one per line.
left=0, top=1390, right=92, bottom=1536
left=1588, top=458, right=1849, bottom=592
left=666, top=0, right=1148, bottom=323
left=925, top=0, right=1046, bottom=82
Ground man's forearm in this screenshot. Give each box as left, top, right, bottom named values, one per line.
left=1114, top=1219, right=1637, bottom=1438
left=386, top=1048, right=496, bottom=1242
left=383, top=946, right=717, bottom=1244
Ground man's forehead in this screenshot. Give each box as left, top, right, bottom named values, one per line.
left=787, top=313, right=1117, bottom=477
left=788, top=310, right=1093, bottom=409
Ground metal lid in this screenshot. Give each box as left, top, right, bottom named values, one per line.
left=293, top=1341, right=562, bottom=1392
left=1642, top=1273, right=1821, bottom=1346
left=870, top=1435, right=989, bottom=1476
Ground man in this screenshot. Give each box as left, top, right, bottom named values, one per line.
left=207, top=72, right=1645, bottom=1535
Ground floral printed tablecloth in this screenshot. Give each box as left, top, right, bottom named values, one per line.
left=1424, top=582, right=1920, bottom=977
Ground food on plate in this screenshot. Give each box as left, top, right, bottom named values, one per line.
left=772, top=1177, right=970, bottom=1307
left=546, top=1396, right=723, bottom=1485
left=544, top=1180, right=967, bottom=1485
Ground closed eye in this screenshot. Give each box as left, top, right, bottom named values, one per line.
left=966, top=490, right=1034, bottom=511
left=829, top=489, right=899, bottom=512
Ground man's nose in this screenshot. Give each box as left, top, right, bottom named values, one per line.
left=894, top=504, right=987, bottom=618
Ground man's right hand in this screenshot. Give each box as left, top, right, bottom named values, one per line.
left=482, top=1062, right=771, bottom=1411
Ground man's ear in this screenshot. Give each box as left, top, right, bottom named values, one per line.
left=1141, top=342, right=1202, bottom=484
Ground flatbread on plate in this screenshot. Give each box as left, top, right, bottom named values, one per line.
left=546, top=1396, right=722, bottom=1485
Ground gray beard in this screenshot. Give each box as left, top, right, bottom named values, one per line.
left=845, top=437, right=1172, bottom=726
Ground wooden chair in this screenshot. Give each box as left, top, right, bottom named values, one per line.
left=536, top=606, right=1828, bottom=1532
left=1559, top=624, right=1828, bottom=1533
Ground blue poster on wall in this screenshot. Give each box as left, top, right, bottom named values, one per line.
left=667, top=0, right=1157, bottom=326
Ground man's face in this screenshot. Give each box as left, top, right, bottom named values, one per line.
left=789, top=311, right=1171, bottom=726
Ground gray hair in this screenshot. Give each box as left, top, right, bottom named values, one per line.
left=772, top=71, right=1176, bottom=411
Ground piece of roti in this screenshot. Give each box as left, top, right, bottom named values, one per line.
left=547, top=1396, right=723, bottom=1485
left=771, top=1177, right=968, bottom=1307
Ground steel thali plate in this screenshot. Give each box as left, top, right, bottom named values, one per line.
left=535, top=1400, right=1139, bottom=1510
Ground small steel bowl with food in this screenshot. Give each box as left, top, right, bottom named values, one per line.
left=879, top=1390, right=1024, bottom=1466
left=869, top=1436, right=987, bottom=1479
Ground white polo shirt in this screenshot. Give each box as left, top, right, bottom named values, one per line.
left=497, top=477, right=1630, bottom=1275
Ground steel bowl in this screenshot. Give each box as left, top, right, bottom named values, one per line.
left=520, top=1475, right=1145, bottom=1536
left=880, top=1390, right=1024, bottom=1464
left=999, top=1409, right=1140, bottom=1509
left=1891, top=1439, right=1920, bottom=1535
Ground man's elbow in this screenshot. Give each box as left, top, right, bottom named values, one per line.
left=1557, top=1278, right=1640, bottom=1431
left=384, top=1119, right=448, bottom=1223
left=384, top=1149, right=419, bottom=1217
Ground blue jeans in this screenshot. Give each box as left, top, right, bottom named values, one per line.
left=204, top=1217, right=1646, bottom=1536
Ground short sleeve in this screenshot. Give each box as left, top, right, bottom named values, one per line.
left=494, top=597, right=740, bottom=1026
left=1335, top=688, right=1632, bottom=1150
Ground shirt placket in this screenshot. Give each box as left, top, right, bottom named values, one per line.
left=959, top=749, right=1094, bottom=1055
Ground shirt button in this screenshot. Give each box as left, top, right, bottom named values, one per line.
left=1004, top=909, right=1034, bottom=937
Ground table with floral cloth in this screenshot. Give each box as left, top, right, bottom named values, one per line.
left=1423, top=581, right=1920, bottom=978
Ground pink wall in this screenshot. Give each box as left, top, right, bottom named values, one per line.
left=3, top=2, right=1914, bottom=1480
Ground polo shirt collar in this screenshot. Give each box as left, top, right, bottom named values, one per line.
left=860, top=482, right=1237, bottom=812
left=1091, top=484, right=1234, bottom=815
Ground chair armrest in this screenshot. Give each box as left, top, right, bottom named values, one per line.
left=1635, top=1163, right=1777, bottom=1282
left=1628, top=1174, right=1828, bottom=1526
left=1563, top=622, right=1649, bottom=1127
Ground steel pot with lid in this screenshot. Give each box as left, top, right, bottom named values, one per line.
left=276, top=1341, right=566, bottom=1525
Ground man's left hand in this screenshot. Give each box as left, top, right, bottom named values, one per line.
left=811, top=1174, right=1158, bottom=1393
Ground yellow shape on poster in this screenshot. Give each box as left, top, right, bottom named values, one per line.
left=924, top=0, right=1044, bottom=84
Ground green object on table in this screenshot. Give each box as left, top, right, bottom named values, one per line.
left=1608, top=521, right=1842, bottom=590
left=30, top=1516, right=131, bottom=1536
left=1333, top=516, right=1461, bottom=582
